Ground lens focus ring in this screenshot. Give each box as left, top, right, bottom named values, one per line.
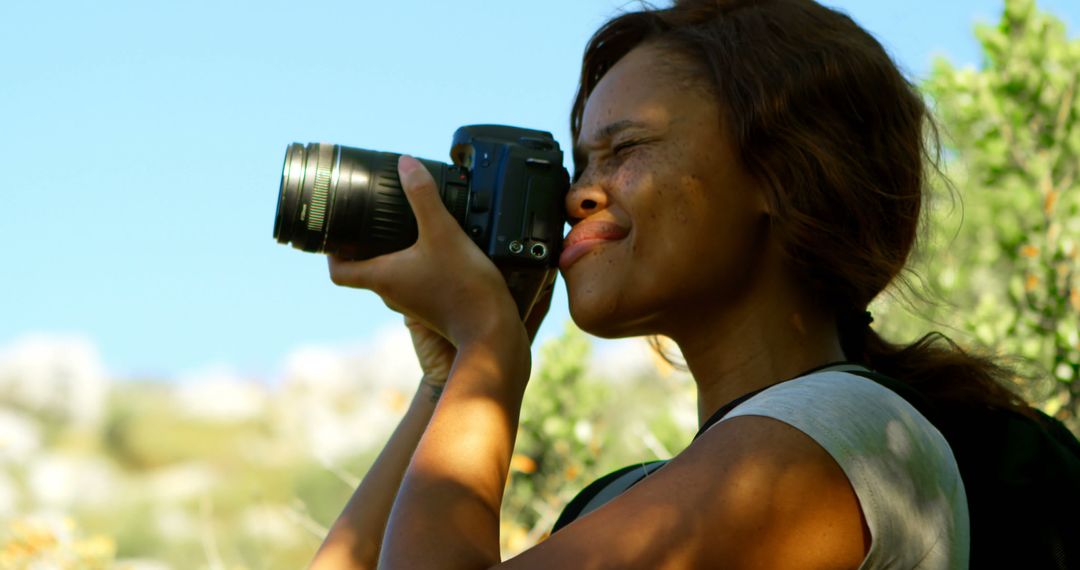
left=307, top=144, right=334, bottom=232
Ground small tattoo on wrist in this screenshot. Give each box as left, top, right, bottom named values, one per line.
left=427, top=382, right=444, bottom=403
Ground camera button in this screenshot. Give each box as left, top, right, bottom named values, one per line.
left=471, top=192, right=491, bottom=213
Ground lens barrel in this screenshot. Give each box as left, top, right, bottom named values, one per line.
left=274, top=143, right=469, bottom=260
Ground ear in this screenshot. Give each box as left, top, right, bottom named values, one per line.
left=752, top=183, right=774, bottom=218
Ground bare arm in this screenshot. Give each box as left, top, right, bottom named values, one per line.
left=310, top=289, right=552, bottom=569
left=307, top=376, right=442, bottom=570
left=378, top=321, right=532, bottom=569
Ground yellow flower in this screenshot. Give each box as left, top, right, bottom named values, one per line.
left=510, top=453, right=537, bottom=474
left=74, top=534, right=117, bottom=560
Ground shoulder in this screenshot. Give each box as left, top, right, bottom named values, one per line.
left=719, top=371, right=969, bottom=568
left=502, top=412, right=869, bottom=569
left=721, top=371, right=964, bottom=481
left=684, top=413, right=873, bottom=567
left=721, top=371, right=961, bottom=476
left=723, top=370, right=920, bottom=427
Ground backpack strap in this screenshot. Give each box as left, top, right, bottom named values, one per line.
left=553, top=361, right=875, bottom=534
left=551, top=460, right=668, bottom=533
left=693, top=361, right=876, bottom=441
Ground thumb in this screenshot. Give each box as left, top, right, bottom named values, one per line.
left=398, top=154, right=451, bottom=239
left=327, top=253, right=392, bottom=292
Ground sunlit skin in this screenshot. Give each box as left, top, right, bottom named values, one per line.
left=564, top=42, right=849, bottom=424
left=319, top=41, right=870, bottom=570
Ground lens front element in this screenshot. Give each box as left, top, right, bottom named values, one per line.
left=273, top=142, right=467, bottom=260
left=274, top=142, right=341, bottom=253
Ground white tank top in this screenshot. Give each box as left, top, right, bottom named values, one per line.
left=715, top=367, right=970, bottom=569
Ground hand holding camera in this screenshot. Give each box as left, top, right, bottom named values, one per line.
left=405, top=282, right=554, bottom=391
left=332, top=155, right=555, bottom=378
left=274, top=125, right=568, bottom=350
left=325, top=154, right=521, bottom=348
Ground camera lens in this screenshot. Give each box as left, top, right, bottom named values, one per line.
left=274, top=143, right=470, bottom=260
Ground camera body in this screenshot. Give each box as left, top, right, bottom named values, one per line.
left=452, top=125, right=566, bottom=271
left=274, top=125, right=569, bottom=319
left=450, top=125, right=567, bottom=318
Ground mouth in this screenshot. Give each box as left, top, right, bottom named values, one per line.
left=558, top=235, right=626, bottom=271
left=559, top=219, right=631, bottom=271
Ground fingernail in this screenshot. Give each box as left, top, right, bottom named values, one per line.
left=398, top=154, right=420, bottom=174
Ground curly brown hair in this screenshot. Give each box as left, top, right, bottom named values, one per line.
left=572, top=0, right=1037, bottom=417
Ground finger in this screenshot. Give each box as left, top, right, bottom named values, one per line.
left=327, top=254, right=390, bottom=291
left=383, top=297, right=401, bottom=313
left=398, top=155, right=452, bottom=239
left=403, top=311, right=442, bottom=339
left=403, top=312, right=432, bottom=332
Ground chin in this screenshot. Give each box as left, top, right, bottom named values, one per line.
left=562, top=259, right=671, bottom=338
left=568, top=295, right=664, bottom=340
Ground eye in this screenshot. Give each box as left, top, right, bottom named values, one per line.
left=612, top=139, right=644, bottom=155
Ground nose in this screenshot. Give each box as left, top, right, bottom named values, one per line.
left=565, top=179, right=608, bottom=224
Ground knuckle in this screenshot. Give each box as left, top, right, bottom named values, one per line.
left=327, top=262, right=348, bottom=286
left=328, top=257, right=382, bottom=289
left=329, top=270, right=352, bottom=288
left=403, top=168, right=436, bottom=192
left=406, top=177, right=437, bottom=196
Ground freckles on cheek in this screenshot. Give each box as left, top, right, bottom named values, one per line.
left=675, top=173, right=709, bottom=223
left=647, top=185, right=661, bottom=223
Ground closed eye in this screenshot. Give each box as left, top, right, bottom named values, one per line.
left=612, top=139, right=645, bottom=155
left=572, top=138, right=649, bottom=182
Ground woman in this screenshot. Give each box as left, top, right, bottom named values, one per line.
left=310, top=0, right=1035, bottom=567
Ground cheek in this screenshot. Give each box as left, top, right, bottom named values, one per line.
left=634, top=171, right=711, bottom=259
left=642, top=172, right=760, bottom=292
left=614, top=146, right=743, bottom=270
left=671, top=174, right=705, bottom=225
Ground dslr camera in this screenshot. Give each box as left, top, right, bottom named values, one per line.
left=273, top=125, right=569, bottom=320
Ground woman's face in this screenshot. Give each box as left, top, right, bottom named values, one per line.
left=562, top=42, right=773, bottom=339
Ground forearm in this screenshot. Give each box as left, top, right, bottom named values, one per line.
left=309, top=377, right=442, bottom=570
left=379, top=331, right=531, bottom=569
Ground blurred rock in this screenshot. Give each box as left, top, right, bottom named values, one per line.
left=174, top=366, right=269, bottom=422
left=153, top=505, right=197, bottom=541
left=241, top=504, right=301, bottom=546
left=0, top=408, right=42, bottom=464
left=0, top=334, right=110, bottom=427
left=275, top=324, right=422, bottom=462
left=27, top=453, right=118, bottom=509
left=114, top=560, right=172, bottom=570
left=0, top=470, right=17, bottom=517
left=144, top=462, right=218, bottom=503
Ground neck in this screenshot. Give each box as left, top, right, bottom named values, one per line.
left=665, top=270, right=847, bottom=428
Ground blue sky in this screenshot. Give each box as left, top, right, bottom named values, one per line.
left=2, top=0, right=1077, bottom=381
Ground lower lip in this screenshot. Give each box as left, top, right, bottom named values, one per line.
left=559, top=238, right=622, bottom=270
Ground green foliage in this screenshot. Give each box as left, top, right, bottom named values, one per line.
left=501, top=321, right=608, bottom=550
left=500, top=322, right=695, bottom=556
left=104, top=385, right=271, bottom=471
left=872, top=0, right=1079, bottom=426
